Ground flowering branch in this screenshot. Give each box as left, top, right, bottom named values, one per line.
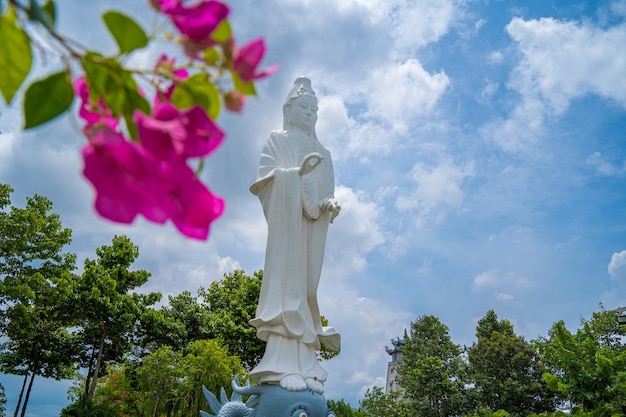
left=0, top=0, right=278, bottom=240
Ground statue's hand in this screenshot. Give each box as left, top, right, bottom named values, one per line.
left=322, top=198, right=341, bottom=223
left=299, top=152, right=324, bottom=175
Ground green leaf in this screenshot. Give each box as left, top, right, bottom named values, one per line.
left=0, top=15, right=33, bottom=104
left=231, top=70, right=256, bottom=96
left=210, top=19, right=232, bottom=44
left=81, top=54, right=150, bottom=119
left=23, top=70, right=73, bottom=129
left=123, top=113, right=139, bottom=141
left=171, top=74, right=221, bottom=119
left=102, top=11, right=148, bottom=54
left=28, top=0, right=53, bottom=30
left=202, top=47, right=220, bottom=66
left=42, top=0, right=56, bottom=28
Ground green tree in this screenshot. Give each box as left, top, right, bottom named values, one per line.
left=398, top=315, right=465, bottom=417
left=201, top=269, right=265, bottom=369
left=0, top=383, right=6, bottom=417
left=467, top=310, right=557, bottom=416
left=327, top=399, right=367, bottom=417
left=0, top=184, right=78, bottom=417
left=136, top=269, right=337, bottom=369
left=537, top=307, right=626, bottom=415
left=72, top=235, right=160, bottom=402
left=89, top=340, right=244, bottom=417
left=359, top=386, right=411, bottom=417
left=134, top=290, right=207, bottom=358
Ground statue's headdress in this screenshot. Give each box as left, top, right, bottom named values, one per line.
left=283, top=77, right=318, bottom=137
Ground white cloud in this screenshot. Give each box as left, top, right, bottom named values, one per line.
left=324, top=185, right=386, bottom=278
left=319, top=283, right=412, bottom=402
left=488, top=51, right=505, bottom=64
left=473, top=268, right=535, bottom=291
left=0, top=132, right=17, bottom=173
left=391, top=0, right=457, bottom=52
left=506, top=17, right=626, bottom=113
left=396, top=158, right=474, bottom=224
left=363, top=59, right=449, bottom=130
left=495, top=292, right=514, bottom=302
left=608, top=250, right=626, bottom=281
left=611, top=0, right=626, bottom=17
left=587, top=152, right=626, bottom=176
left=484, top=17, right=626, bottom=151
left=476, top=79, right=500, bottom=104
left=317, top=95, right=394, bottom=160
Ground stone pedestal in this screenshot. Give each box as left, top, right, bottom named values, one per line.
left=201, top=377, right=336, bottom=417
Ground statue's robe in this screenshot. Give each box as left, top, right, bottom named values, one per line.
left=249, top=130, right=340, bottom=384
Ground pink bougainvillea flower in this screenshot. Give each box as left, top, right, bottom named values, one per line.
left=156, top=158, right=225, bottom=240
left=163, top=0, right=229, bottom=42
left=135, top=103, right=224, bottom=161
left=224, top=90, right=247, bottom=113
left=74, top=77, right=118, bottom=131
left=81, top=127, right=166, bottom=224
left=154, top=54, right=189, bottom=79
left=150, top=0, right=182, bottom=14
left=154, top=54, right=189, bottom=103
left=233, top=38, right=279, bottom=82
left=82, top=126, right=224, bottom=238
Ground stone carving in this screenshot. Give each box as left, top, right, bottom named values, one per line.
left=248, top=77, right=341, bottom=394
left=201, top=377, right=337, bottom=417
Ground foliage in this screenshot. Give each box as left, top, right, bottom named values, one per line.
left=88, top=340, right=244, bottom=417
left=0, top=184, right=78, bottom=417
left=0, top=0, right=277, bottom=240
left=71, top=235, right=160, bottom=402
left=201, top=269, right=265, bottom=369
left=359, top=386, right=411, bottom=417
left=327, top=399, right=367, bottom=417
left=467, top=310, right=558, bottom=417
left=398, top=315, right=466, bottom=417
left=136, top=269, right=337, bottom=369
left=536, top=306, right=626, bottom=416
left=0, top=383, right=6, bottom=417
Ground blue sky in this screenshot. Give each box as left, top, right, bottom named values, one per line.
left=1, top=0, right=626, bottom=414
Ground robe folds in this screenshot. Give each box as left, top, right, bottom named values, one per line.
left=249, top=130, right=340, bottom=384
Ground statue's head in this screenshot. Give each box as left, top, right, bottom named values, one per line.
left=283, top=77, right=318, bottom=138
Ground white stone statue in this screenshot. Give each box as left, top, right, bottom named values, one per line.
left=249, top=77, right=341, bottom=394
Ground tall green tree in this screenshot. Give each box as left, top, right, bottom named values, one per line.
left=134, top=290, right=206, bottom=359
left=87, top=340, right=244, bottom=417
left=359, top=386, right=411, bottom=417
left=467, top=310, right=557, bottom=417
left=72, top=235, right=160, bottom=402
left=0, top=184, right=78, bottom=417
left=537, top=307, right=626, bottom=415
left=0, top=383, right=6, bottom=417
left=201, top=269, right=265, bottom=370
left=398, top=315, right=466, bottom=417
left=136, top=269, right=337, bottom=369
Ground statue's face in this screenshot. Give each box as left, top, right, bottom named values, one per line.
left=288, top=96, right=318, bottom=132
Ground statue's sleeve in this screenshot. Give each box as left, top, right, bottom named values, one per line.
left=250, top=131, right=286, bottom=198
left=301, top=148, right=334, bottom=221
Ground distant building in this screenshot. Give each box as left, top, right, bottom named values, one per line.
left=385, top=336, right=406, bottom=394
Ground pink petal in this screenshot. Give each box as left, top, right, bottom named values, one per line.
left=171, top=1, right=229, bottom=42
left=158, top=159, right=224, bottom=239
left=135, top=104, right=187, bottom=161
left=74, top=76, right=119, bottom=130
left=234, top=38, right=279, bottom=82
left=181, top=106, right=224, bottom=158
left=82, top=127, right=164, bottom=224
